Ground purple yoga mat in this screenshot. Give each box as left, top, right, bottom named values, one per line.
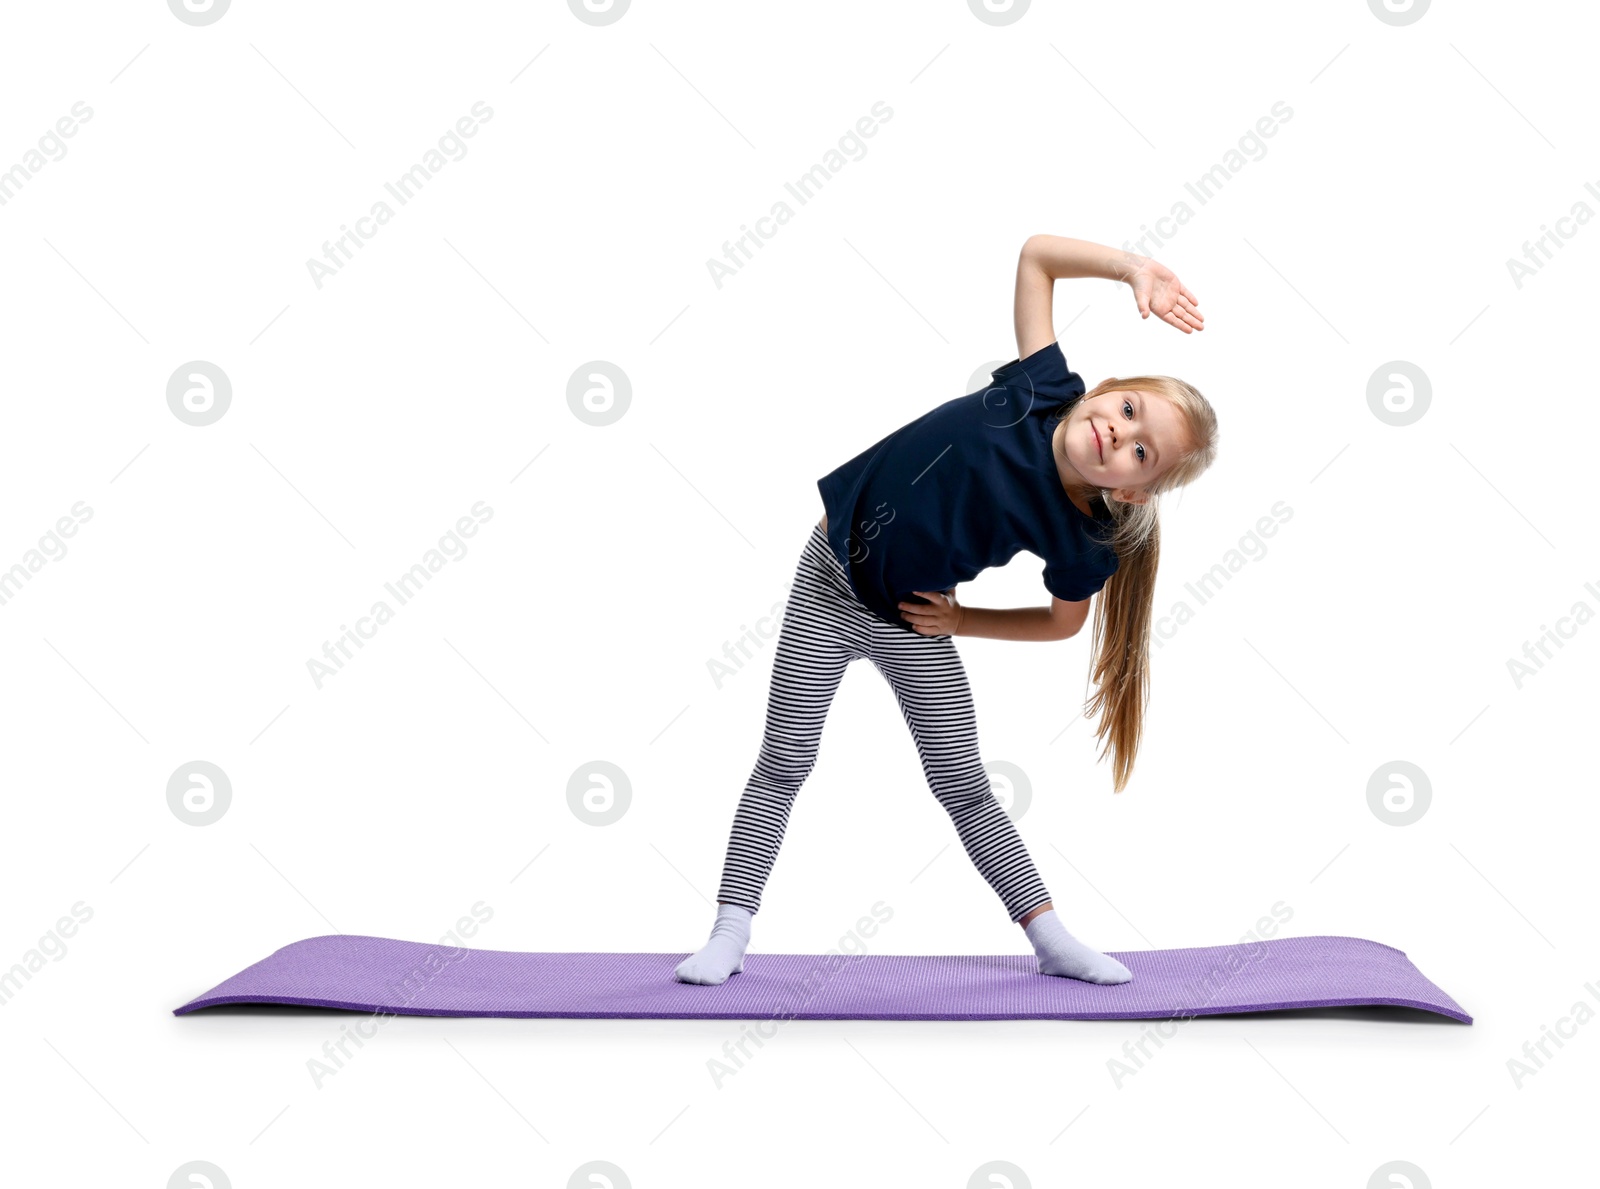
left=172, top=933, right=1470, bottom=1022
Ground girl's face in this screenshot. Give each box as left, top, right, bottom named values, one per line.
left=1056, top=389, right=1188, bottom=505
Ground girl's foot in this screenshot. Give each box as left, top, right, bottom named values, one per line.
left=675, top=903, right=753, bottom=985
left=1023, top=909, right=1132, bottom=984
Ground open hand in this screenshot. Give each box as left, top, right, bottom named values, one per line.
left=899, top=589, right=962, bottom=636
left=1127, top=258, right=1204, bottom=333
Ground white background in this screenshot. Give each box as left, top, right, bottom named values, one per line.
left=1, top=0, right=1594, bottom=1185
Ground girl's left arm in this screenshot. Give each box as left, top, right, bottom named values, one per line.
left=899, top=591, right=1081, bottom=642
left=952, top=604, right=1072, bottom=643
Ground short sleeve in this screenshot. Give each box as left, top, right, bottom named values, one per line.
left=1042, top=567, right=1104, bottom=603
left=987, top=340, right=1085, bottom=411
left=1042, top=550, right=1118, bottom=603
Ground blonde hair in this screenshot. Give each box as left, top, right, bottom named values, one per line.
left=1052, top=374, right=1219, bottom=792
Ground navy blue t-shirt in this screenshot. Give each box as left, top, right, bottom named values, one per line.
left=816, top=339, right=1118, bottom=633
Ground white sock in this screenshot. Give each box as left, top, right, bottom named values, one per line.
left=1024, top=909, right=1132, bottom=984
left=675, top=903, right=753, bottom=985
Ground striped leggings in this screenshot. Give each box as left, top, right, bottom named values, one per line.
left=714, top=518, right=1052, bottom=924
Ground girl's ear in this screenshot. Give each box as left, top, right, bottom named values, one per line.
left=1116, top=487, right=1152, bottom=506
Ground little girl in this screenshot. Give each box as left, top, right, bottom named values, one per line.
left=677, top=234, right=1217, bottom=986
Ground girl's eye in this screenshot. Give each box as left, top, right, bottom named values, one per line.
left=1136, top=444, right=1146, bottom=462
left=1123, top=400, right=1133, bottom=417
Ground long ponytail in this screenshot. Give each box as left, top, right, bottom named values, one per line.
left=1084, top=516, right=1159, bottom=792
left=1061, top=374, right=1219, bottom=792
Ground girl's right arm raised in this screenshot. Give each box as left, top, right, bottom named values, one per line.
left=1014, top=235, right=1202, bottom=360
left=1013, top=235, right=1141, bottom=360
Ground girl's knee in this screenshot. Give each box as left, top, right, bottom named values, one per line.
left=930, top=777, right=1001, bottom=813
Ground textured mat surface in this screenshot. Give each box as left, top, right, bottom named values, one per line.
left=172, top=934, right=1471, bottom=1022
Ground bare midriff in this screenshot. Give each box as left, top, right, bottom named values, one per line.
left=820, top=512, right=828, bottom=532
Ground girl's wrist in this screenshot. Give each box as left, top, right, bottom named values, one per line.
left=1111, top=248, right=1148, bottom=285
